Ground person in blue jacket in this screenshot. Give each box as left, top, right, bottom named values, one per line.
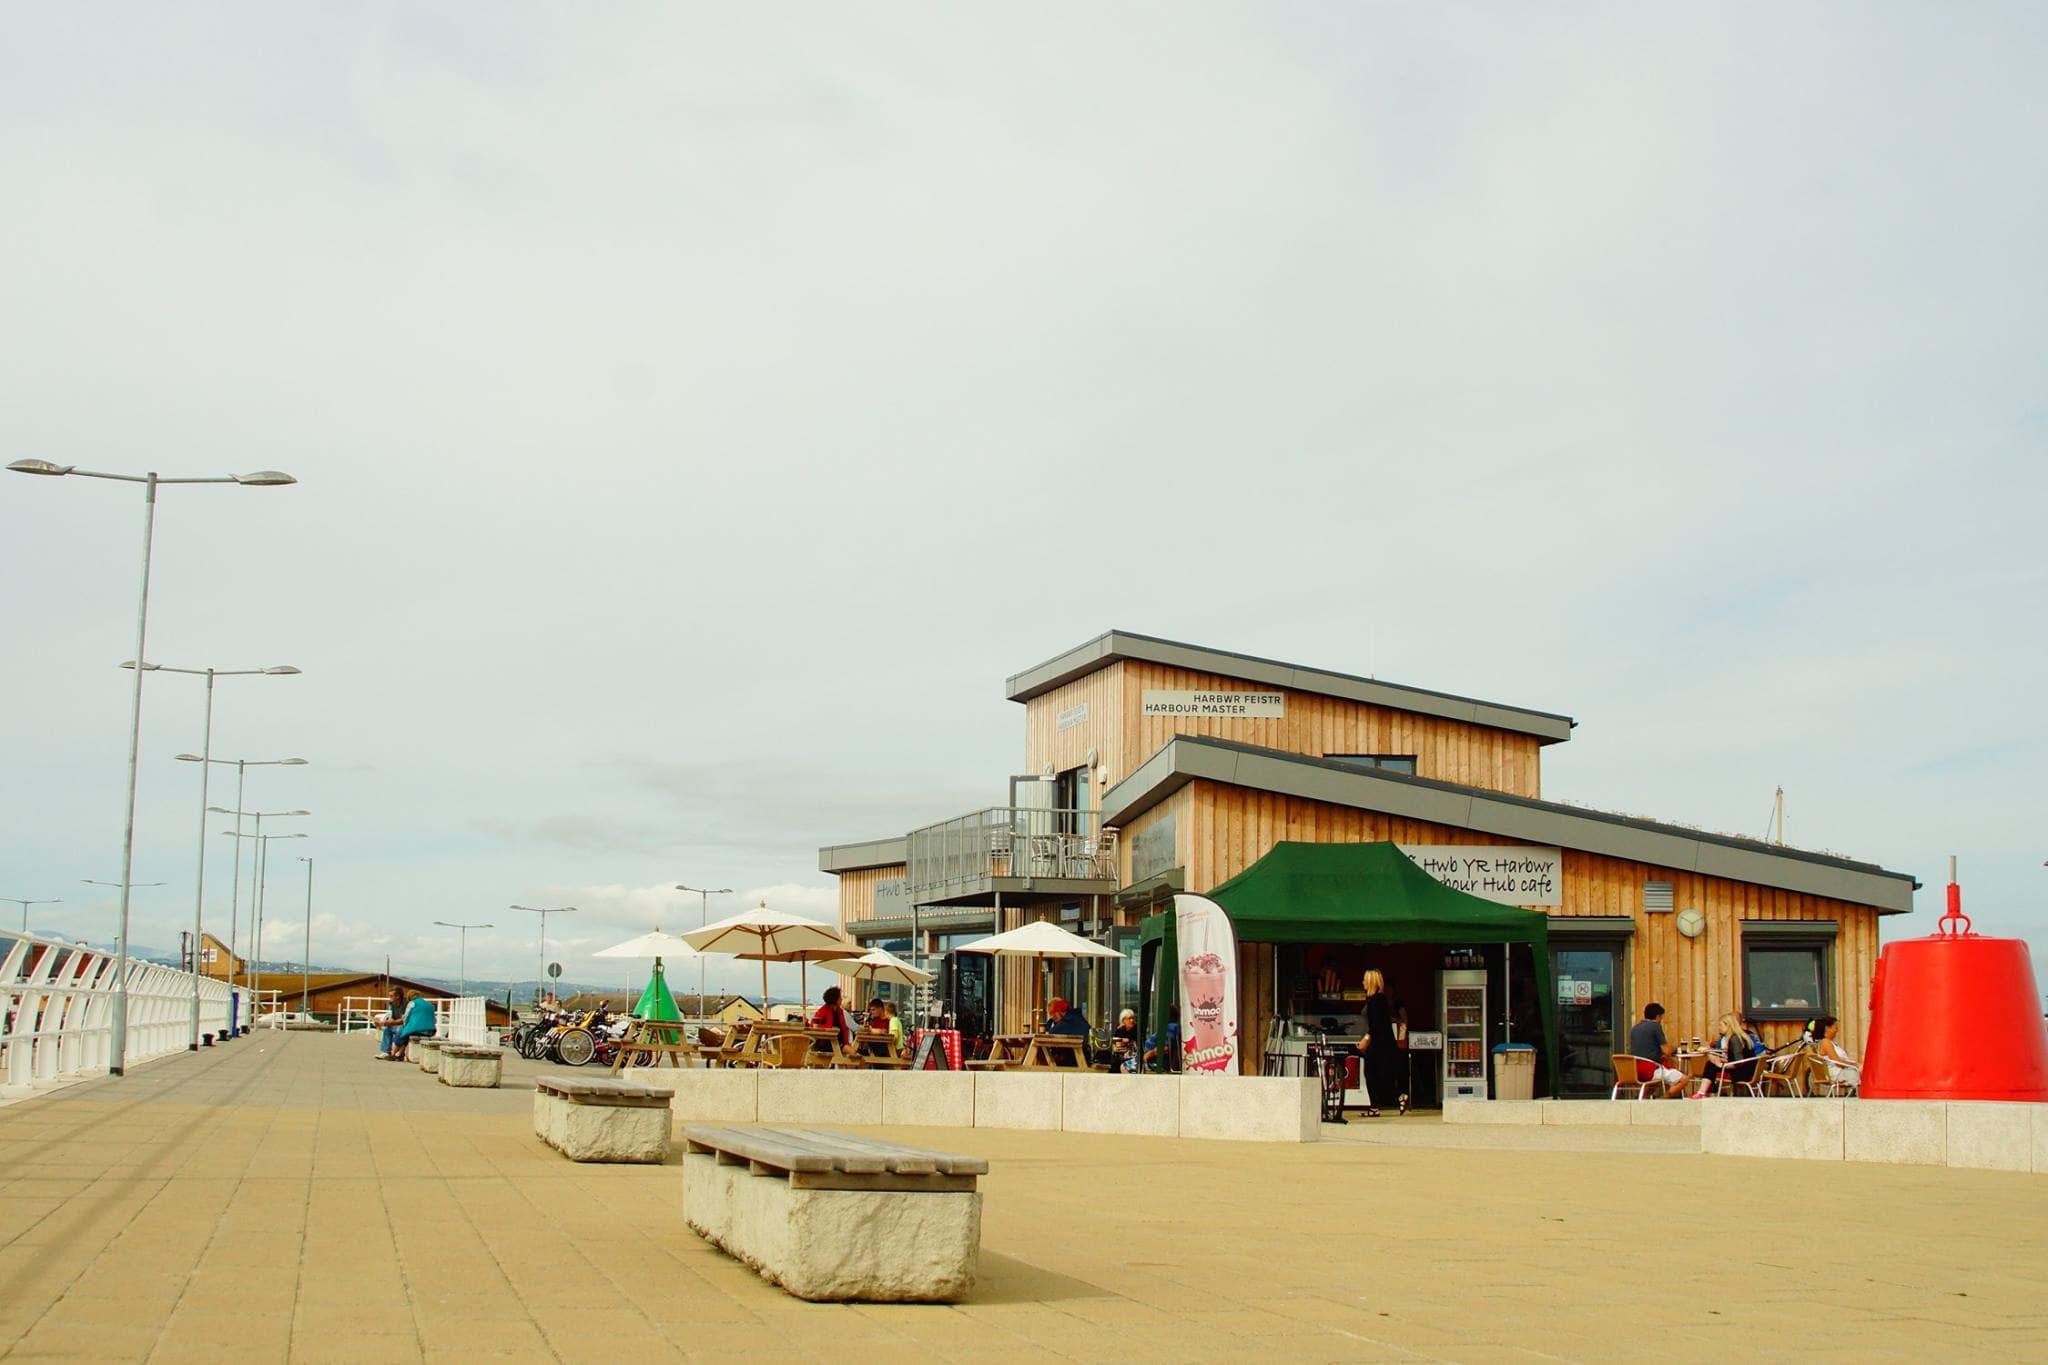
left=387, top=994, right=438, bottom=1062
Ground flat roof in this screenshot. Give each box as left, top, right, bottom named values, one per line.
left=817, top=836, right=909, bottom=874
left=1100, top=736, right=1919, bottom=914
left=1004, top=630, right=1576, bottom=745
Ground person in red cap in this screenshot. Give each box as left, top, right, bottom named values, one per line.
left=1044, top=996, right=1089, bottom=1038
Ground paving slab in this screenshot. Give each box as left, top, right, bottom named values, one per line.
left=0, top=1033, right=2042, bottom=1361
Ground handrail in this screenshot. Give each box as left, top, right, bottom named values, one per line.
left=1, top=930, right=245, bottom=1089
left=905, top=806, right=1117, bottom=895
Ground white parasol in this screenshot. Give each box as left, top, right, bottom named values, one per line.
left=953, top=919, right=1120, bottom=1030
left=682, top=901, right=857, bottom=1012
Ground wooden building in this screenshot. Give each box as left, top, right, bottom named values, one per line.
left=194, top=933, right=512, bottom=1028
left=822, top=631, right=1916, bottom=1096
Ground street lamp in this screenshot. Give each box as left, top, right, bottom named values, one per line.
left=221, top=821, right=308, bottom=1021
left=675, top=884, right=731, bottom=1017
left=3, top=897, right=61, bottom=933
left=298, top=856, right=314, bottom=1014
left=136, top=662, right=301, bottom=1048
left=180, top=756, right=307, bottom=1001
left=509, top=904, right=577, bottom=1007
left=9, top=456, right=296, bottom=1074
left=432, top=921, right=492, bottom=997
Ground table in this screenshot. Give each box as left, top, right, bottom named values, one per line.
left=970, top=1034, right=1088, bottom=1071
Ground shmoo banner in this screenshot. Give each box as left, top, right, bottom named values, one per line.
left=1174, top=893, right=1240, bottom=1075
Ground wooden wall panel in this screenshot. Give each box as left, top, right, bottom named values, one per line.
left=1021, top=663, right=1128, bottom=793
left=1184, top=781, right=1888, bottom=1065
left=834, top=864, right=906, bottom=934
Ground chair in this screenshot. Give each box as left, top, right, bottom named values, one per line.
left=1808, top=1052, right=1858, bottom=1097
left=1757, top=1047, right=1809, bottom=1097
left=1610, top=1055, right=1659, bottom=1100
left=1702, top=1049, right=1765, bottom=1098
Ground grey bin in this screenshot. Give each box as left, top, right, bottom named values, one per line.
left=1492, top=1043, right=1536, bottom=1102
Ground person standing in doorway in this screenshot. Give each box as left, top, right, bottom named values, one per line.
left=1354, top=969, right=1407, bottom=1117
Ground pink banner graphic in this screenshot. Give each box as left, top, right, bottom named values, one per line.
left=1174, top=893, right=1240, bottom=1075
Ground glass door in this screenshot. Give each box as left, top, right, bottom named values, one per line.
left=1551, top=943, right=1625, bottom=1098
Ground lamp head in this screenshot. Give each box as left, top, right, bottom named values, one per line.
left=280, top=758, right=309, bottom=766
left=7, top=459, right=75, bottom=476
left=178, top=754, right=206, bottom=763
left=233, top=470, right=297, bottom=487
left=264, top=666, right=301, bottom=675
left=119, top=661, right=160, bottom=671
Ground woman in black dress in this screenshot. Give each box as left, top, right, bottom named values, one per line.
left=1355, top=969, right=1407, bottom=1117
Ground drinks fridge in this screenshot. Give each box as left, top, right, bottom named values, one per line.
left=1440, top=969, right=1488, bottom=1100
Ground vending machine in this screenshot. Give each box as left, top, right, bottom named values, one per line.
left=1440, top=969, right=1488, bottom=1101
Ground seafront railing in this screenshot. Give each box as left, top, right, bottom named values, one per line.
left=0, top=930, right=245, bottom=1089
left=440, top=996, right=490, bottom=1046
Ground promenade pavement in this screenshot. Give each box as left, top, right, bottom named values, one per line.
left=2, top=1031, right=2044, bottom=1363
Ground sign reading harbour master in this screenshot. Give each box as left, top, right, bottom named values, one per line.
left=1141, top=689, right=1285, bottom=719
left=1397, top=845, right=1563, bottom=907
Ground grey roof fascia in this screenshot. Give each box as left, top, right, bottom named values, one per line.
left=1102, top=736, right=1918, bottom=914
left=817, top=836, right=910, bottom=874
left=1004, top=629, right=1576, bottom=745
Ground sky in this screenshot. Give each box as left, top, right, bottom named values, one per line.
left=2, top=5, right=2043, bottom=1000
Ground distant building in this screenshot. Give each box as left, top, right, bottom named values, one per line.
left=194, top=932, right=511, bottom=1027
left=560, top=990, right=761, bottom=1024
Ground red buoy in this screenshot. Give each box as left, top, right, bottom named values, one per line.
left=1861, top=867, right=2048, bottom=1102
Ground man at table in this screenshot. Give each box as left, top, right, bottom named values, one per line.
left=1627, top=1002, right=1691, bottom=1098
left=811, top=986, right=853, bottom=1052
left=1045, top=996, right=1088, bottom=1038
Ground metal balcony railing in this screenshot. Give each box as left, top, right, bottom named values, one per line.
left=906, top=807, right=1118, bottom=897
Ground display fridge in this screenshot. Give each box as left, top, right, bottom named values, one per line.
left=1440, top=969, right=1488, bottom=1100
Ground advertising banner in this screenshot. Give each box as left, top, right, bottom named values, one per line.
left=1174, top=893, right=1240, bottom=1075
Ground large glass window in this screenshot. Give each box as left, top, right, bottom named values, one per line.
left=1551, top=943, right=1625, bottom=1097
left=1744, top=942, right=1829, bottom=1019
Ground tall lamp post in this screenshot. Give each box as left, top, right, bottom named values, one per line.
left=433, top=921, right=492, bottom=997
left=675, top=884, right=731, bottom=1016
left=3, top=897, right=61, bottom=933
left=8, top=457, right=295, bottom=1074
left=133, top=662, right=300, bottom=1048
left=509, top=904, right=577, bottom=1008
left=297, top=856, right=314, bottom=1013
left=221, top=823, right=308, bottom=1022
left=179, top=757, right=308, bottom=1014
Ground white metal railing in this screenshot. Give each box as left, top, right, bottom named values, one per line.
left=1, top=930, right=244, bottom=1089
left=441, top=996, right=489, bottom=1046
left=339, top=995, right=389, bottom=1034
left=906, top=806, right=1117, bottom=895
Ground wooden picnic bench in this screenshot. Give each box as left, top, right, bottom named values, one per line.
left=967, top=1033, right=1086, bottom=1071
left=610, top=1017, right=698, bottom=1073
left=854, top=1033, right=911, bottom=1069
left=533, top=1076, right=672, bottom=1163
left=682, top=1126, right=987, bottom=1302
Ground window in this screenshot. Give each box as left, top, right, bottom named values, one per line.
left=1743, top=938, right=1831, bottom=1020
left=1326, top=754, right=1417, bottom=775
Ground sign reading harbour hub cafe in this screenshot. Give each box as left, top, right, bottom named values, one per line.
left=1141, top=689, right=1285, bottom=718
left=1398, top=845, right=1563, bottom=907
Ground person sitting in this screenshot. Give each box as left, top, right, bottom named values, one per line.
left=1815, top=1014, right=1861, bottom=1092
left=1627, top=1002, right=1692, bottom=1098
left=376, top=986, right=407, bottom=1058
left=881, top=1000, right=905, bottom=1048
left=1111, top=1008, right=1138, bottom=1071
left=1044, top=996, right=1088, bottom=1038
left=1143, top=1020, right=1180, bottom=1073
left=810, top=986, right=853, bottom=1053
left=387, top=994, right=437, bottom=1062
left=1706, top=1010, right=1765, bottom=1091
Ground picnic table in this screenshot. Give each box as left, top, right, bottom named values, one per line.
left=967, top=1033, right=1087, bottom=1071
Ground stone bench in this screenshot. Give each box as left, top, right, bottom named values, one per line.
left=412, top=1039, right=444, bottom=1074
left=682, top=1125, right=986, bottom=1302
left=534, top=1077, right=672, bottom=1163
left=438, top=1044, right=503, bottom=1088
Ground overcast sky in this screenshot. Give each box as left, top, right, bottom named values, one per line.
left=3, top=5, right=2042, bottom=999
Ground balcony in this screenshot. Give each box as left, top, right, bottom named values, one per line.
left=905, top=807, right=1119, bottom=906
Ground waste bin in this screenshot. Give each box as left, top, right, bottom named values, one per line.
left=1492, top=1043, right=1535, bottom=1101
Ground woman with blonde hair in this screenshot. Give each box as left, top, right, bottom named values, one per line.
left=1352, top=969, right=1406, bottom=1117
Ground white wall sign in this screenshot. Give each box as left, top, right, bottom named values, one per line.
left=1398, top=845, right=1563, bottom=907
left=1055, top=702, right=1089, bottom=731
left=1142, top=689, right=1285, bottom=719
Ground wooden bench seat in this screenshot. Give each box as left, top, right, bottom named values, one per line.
left=682, top=1126, right=986, bottom=1301
left=533, top=1076, right=672, bottom=1162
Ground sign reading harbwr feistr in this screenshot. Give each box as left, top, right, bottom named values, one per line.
left=1141, top=689, right=1285, bottom=718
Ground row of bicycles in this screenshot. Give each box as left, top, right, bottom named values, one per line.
left=502, top=1008, right=638, bottom=1067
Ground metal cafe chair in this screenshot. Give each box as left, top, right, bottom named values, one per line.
left=1609, top=1054, right=1661, bottom=1100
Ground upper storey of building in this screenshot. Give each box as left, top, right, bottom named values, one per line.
left=1006, top=630, right=1575, bottom=803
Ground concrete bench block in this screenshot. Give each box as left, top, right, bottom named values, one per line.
left=881, top=1071, right=974, bottom=1128
left=1062, top=1073, right=1178, bottom=1137
left=1946, top=1102, right=2033, bottom=1173
left=1543, top=1100, right=1632, bottom=1126
left=557, top=1099, right=669, bottom=1163
left=414, top=1041, right=442, bottom=1074
left=1701, top=1099, right=1844, bottom=1161
left=973, top=1073, right=1062, bottom=1131
left=683, top=1150, right=980, bottom=1302
left=668, top=1068, right=758, bottom=1123
left=1844, top=1100, right=1945, bottom=1165
left=1627, top=1100, right=1703, bottom=1127
left=1179, top=1075, right=1319, bottom=1143
left=438, top=1048, right=503, bottom=1089
left=1442, top=1099, right=1541, bottom=1125
left=758, top=1070, right=884, bottom=1126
